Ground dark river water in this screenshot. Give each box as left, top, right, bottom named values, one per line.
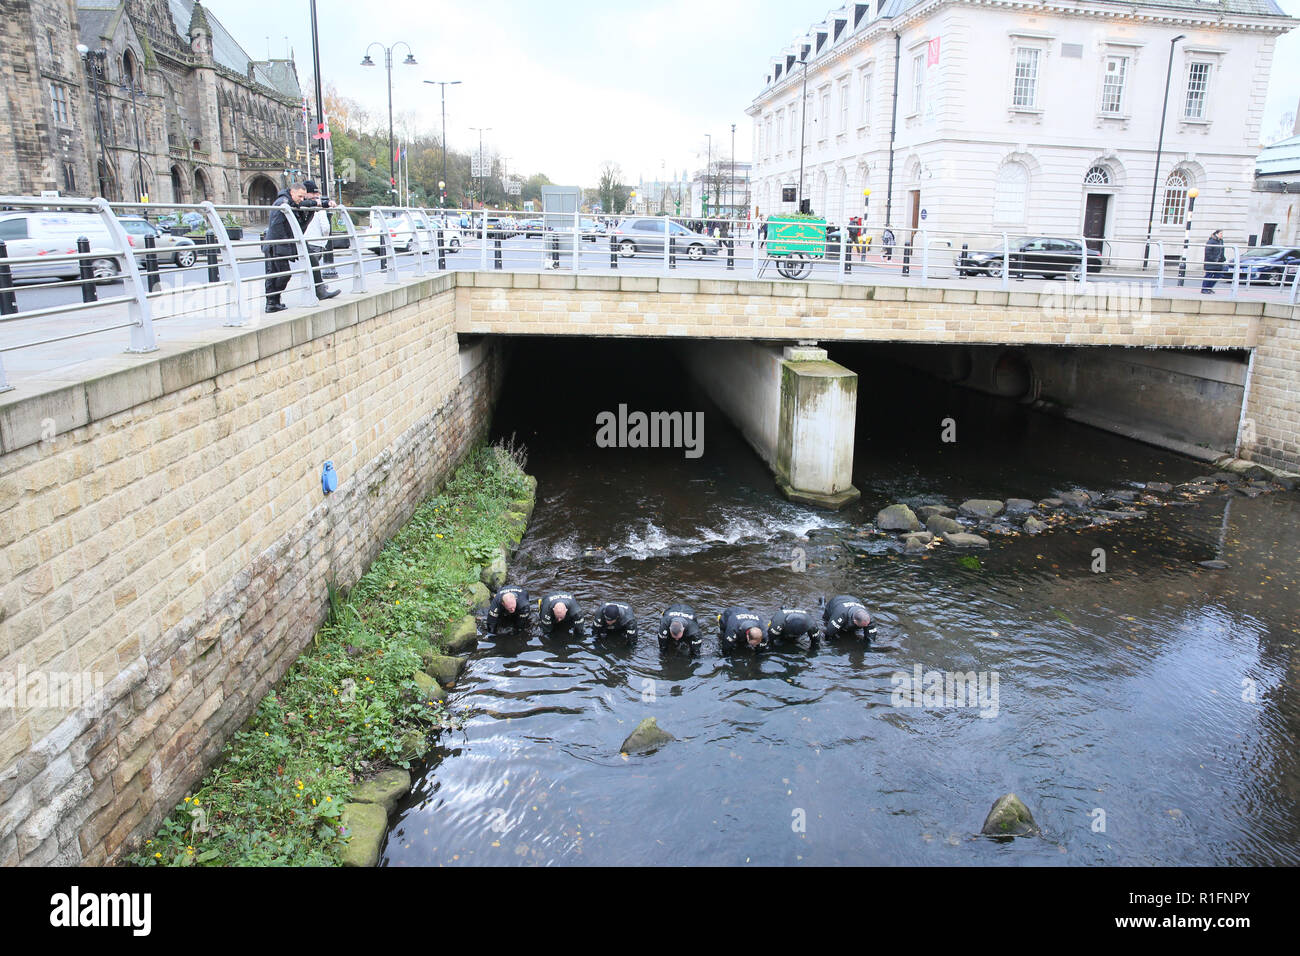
left=382, top=339, right=1300, bottom=866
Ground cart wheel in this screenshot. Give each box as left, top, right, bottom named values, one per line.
left=777, top=256, right=812, bottom=280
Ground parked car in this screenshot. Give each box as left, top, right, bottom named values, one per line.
left=517, top=218, right=544, bottom=238
left=1236, top=246, right=1300, bottom=286
left=958, top=237, right=1102, bottom=278
left=365, top=212, right=462, bottom=254
left=119, top=216, right=199, bottom=269
left=609, top=217, right=721, bottom=259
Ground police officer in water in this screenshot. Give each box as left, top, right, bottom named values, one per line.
left=591, top=601, right=637, bottom=642
left=538, top=591, right=588, bottom=640
left=718, top=606, right=771, bottom=654
left=768, top=605, right=823, bottom=647
left=658, top=604, right=703, bottom=656
left=485, top=584, right=532, bottom=637
left=823, top=594, right=876, bottom=642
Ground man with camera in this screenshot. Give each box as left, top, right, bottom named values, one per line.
left=262, top=180, right=340, bottom=314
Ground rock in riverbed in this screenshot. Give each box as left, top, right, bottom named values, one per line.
left=980, top=793, right=1040, bottom=838
left=942, top=531, right=990, bottom=549
left=1004, top=498, right=1035, bottom=514
left=1199, top=559, right=1230, bottom=570
left=917, top=505, right=957, bottom=521
left=423, top=653, right=467, bottom=687
left=621, top=717, right=675, bottom=754
left=926, top=514, right=964, bottom=536
left=959, top=499, right=1005, bottom=519
left=444, top=615, right=478, bottom=653
left=340, top=802, right=389, bottom=867
left=877, top=504, right=922, bottom=532
left=350, top=769, right=412, bottom=815
left=1023, top=516, right=1047, bottom=534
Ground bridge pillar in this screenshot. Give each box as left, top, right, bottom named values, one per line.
left=683, top=341, right=860, bottom=510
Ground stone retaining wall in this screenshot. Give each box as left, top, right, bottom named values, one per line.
left=0, top=276, right=500, bottom=865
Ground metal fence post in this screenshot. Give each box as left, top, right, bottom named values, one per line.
left=332, top=206, right=368, bottom=295
left=372, top=207, right=399, bottom=285
left=1001, top=233, right=1010, bottom=292
left=0, top=240, right=17, bottom=315
left=480, top=210, right=489, bottom=271
left=437, top=229, right=446, bottom=271
left=199, top=201, right=250, bottom=326
left=572, top=207, right=581, bottom=274
left=77, top=237, right=97, bottom=302
left=1290, top=262, right=1300, bottom=305
left=1155, top=241, right=1165, bottom=294
left=1078, top=234, right=1087, bottom=291
left=920, top=230, right=929, bottom=287
left=902, top=238, right=912, bottom=277
left=1229, top=245, right=1240, bottom=300
left=400, top=209, right=426, bottom=277
left=92, top=197, right=156, bottom=351
left=609, top=234, right=618, bottom=270
left=663, top=220, right=670, bottom=274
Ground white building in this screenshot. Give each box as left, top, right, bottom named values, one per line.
left=690, top=161, right=753, bottom=219
left=746, top=0, right=1296, bottom=253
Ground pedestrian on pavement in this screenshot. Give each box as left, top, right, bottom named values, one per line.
left=302, top=181, right=341, bottom=292
left=1202, top=229, right=1226, bottom=294
left=882, top=227, right=896, bottom=262
left=262, top=182, right=307, bottom=313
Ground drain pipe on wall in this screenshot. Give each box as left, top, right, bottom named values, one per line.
left=885, top=32, right=901, bottom=229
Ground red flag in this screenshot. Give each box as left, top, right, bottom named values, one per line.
left=927, top=37, right=940, bottom=66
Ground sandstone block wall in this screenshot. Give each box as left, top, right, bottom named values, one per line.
left=0, top=276, right=498, bottom=865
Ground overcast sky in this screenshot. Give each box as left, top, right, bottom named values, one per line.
left=206, top=0, right=1300, bottom=185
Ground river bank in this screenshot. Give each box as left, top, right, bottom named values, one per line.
left=126, top=443, right=535, bottom=867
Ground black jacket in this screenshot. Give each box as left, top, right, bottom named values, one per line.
left=539, top=592, right=587, bottom=638
left=592, top=601, right=637, bottom=640
left=262, top=188, right=311, bottom=258
left=769, top=607, right=821, bottom=644
left=824, top=595, right=872, bottom=640
left=1204, top=235, right=1225, bottom=264
left=718, top=607, right=770, bottom=654
left=486, top=585, right=531, bottom=635
left=658, top=604, right=702, bottom=655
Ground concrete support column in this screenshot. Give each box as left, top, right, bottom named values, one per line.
left=682, top=340, right=860, bottom=509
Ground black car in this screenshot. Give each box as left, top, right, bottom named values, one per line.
left=1237, top=246, right=1300, bottom=286
left=959, top=237, right=1102, bottom=278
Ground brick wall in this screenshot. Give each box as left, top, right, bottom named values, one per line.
left=1243, top=306, right=1300, bottom=472
left=0, top=278, right=499, bottom=865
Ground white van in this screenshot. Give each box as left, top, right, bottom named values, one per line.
left=0, top=211, right=127, bottom=282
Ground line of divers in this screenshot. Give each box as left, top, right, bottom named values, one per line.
left=485, top=586, right=878, bottom=654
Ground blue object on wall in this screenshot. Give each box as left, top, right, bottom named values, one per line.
left=322, top=461, right=338, bottom=495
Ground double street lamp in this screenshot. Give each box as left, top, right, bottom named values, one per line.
left=119, top=78, right=148, bottom=202
left=423, top=79, right=461, bottom=207
left=361, top=42, right=417, bottom=199
left=77, top=45, right=112, bottom=199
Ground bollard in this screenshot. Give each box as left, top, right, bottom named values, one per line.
left=843, top=236, right=851, bottom=275
left=0, top=241, right=15, bottom=315
left=204, top=231, right=219, bottom=283
left=143, top=234, right=160, bottom=292
left=77, top=237, right=98, bottom=303
left=902, top=240, right=912, bottom=277
left=494, top=236, right=502, bottom=270
left=610, top=235, right=618, bottom=270
left=959, top=242, right=968, bottom=277
left=550, top=233, right=560, bottom=269
left=669, top=235, right=677, bottom=269
left=436, top=229, right=446, bottom=271
left=726, top=238, right=734, bottom=271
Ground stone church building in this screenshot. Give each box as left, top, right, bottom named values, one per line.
left=1, top=0, right=308, bottom=207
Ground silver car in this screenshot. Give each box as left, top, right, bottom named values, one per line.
left=610, top=218, right=720, bottom=260
left=119, top=216, right=199, bottom=268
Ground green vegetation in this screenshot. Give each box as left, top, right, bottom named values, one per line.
left=126, top=442, right=531, bottom=867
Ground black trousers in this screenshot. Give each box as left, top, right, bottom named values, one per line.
left=264, top=251, right=293, bottom=303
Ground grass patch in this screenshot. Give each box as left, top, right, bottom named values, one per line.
left=126, top=441, right=532, bottom=867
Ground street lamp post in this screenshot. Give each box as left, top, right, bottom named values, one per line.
left=361, top=41, right=417, bottom=201
left=797, top=57, right=809, bottom=212
left=1143, top=34, right=1185, bottom=270
left=705, top=133, right=712, bottom=218
left=730, top=122, right=736, bottom=220
left=423, top=79, right=461, bottom=207
left=469, top=126, right=491, bottom=208
left=1179, top=187, right=1199, bottom=286
left=119, top=78, right=148, bottom=202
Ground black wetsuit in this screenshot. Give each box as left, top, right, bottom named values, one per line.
left=768, top=607, right=821, bottom=646
left=658, top=604, right=703, bottom=655
left=718, top=606, right=770, bottom=654
left=592, top=601, right=637, bottom=641
left=485, top=585, right=532, bottom=636
left=538, top=592, right=587, bottom=639
left=823, top=595, right=873, bottom=641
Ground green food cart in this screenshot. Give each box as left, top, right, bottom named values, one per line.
left=763, top=216, right=827, bottom=279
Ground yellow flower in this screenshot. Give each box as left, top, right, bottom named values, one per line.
left=184, top=797, right=191, bottom=804
left=312, top=798, right=317, bottom=806
left=436, top=534, right=444, bottom=539
left=325, top=796, right=332, bottom=802
left=192, top=799, right=200, bottom=807
left=154, top=852, right=161, bottom=859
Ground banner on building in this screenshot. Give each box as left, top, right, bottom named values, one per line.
left=927, top=36, right=941, bottom=66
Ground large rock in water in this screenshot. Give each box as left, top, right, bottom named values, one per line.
left=621, top=717, right=675, bottom=754
left=1057, top=490, right=1092, bottom=509
left=1004, top=498, right=1035, bottom=514
left=942, top=531, right=990, bottom=549
left=959, top=499, right=1004, bottom=519
left=926, top=514, right=963, bottom=536
left=412, top=671, right=448, bottom=704
left=423, top=653, right=467, bottom=687
left=444, top=615, right=478, bottom=653
left=917, top=505, right=956, bottom=521
left=350, top=769, right=412, bottom=815
left=340, top=802, right=389, bottom=867
left=467, top=581, right=492, bottom=609
left=877, top=504, right=922, bottom=532
left=502, top=511, right=529, bottom=546
left=980, top=793, right=1040, bottom=838
left=1023, top=516, right=1047, bottom=534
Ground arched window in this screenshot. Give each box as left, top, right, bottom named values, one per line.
left=1083, top=165, right=1111, bottom=186
left=1161, top=171, right=1189, bottom=225
left=993, top=162, right=1029, bottom=225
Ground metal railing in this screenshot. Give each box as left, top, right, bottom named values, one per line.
left=1, top=195, right=1296, bottom=391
